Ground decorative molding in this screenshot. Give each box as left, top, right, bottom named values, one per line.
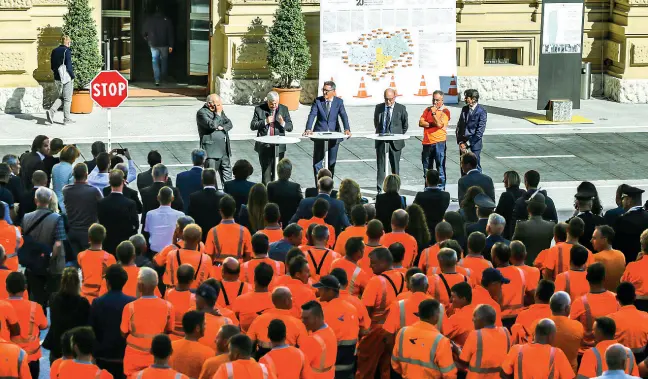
left=0, top=0, right=32, bottom=8
left=32, top=0, right=66, bottom=5
left=582, top=39, right=602, bottom=57
left=0, top=52, right=26, bottom=73
left=606, top=40, right=621, bottom=63
left=632, top=43, right=648, bottom=65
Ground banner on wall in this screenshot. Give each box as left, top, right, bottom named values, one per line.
left=318, top=0, right=458, bottom=105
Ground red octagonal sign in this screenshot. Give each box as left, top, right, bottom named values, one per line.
left=90, top=70, right=129, bottom=108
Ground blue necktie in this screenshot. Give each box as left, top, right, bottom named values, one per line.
left=384, top=106, right=392, bottom=133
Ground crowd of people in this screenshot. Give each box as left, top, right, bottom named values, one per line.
left=1, top=133, right=648, bottom=379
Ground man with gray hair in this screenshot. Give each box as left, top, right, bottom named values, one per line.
left=373, top=88, right=409, bottom=192
left=176, top=148, right=206, bottom=212
left=548, top=290, right=584, bottom=372
left=140, top=163, right=184, bottom=247
left=2, top=154, right=23, bottom=202
left=144, top=186, right=184, bottom=254
left=419, top=90, right=450, bottom=188
left=22, top=186, right=67, bottom=311
left=594, top=344, right=640, bottom=379
left=484, top=212, right=510, bottom=257
left=383, top=273, right=444, bottom=334
left=129, top=234, right=153, bottom=268
left=197, top=94, right=233, bottom=184
left=267, top=158, right=303, bottom=225
left=251, top=91, right=294, bottom=184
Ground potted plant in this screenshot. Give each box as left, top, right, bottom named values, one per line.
left=267, top=0, right=311, bottom=111
left=63, top=0, right=103, bottom=114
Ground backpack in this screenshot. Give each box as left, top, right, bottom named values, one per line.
left=18, top=211, right=55, bottom=275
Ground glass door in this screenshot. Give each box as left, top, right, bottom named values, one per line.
left=188, top=0, right=211, bottom=85
left=102, top=0, right=132, bottom=78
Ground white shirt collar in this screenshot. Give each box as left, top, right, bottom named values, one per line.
left=467, top=169, right=479, bottom=175
left=36, top=152, right=45, bottom=160
left=204, top=186, right=217, bottom=190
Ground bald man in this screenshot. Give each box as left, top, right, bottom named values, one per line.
left=217, top=257, right=252, bottom=309
left=197, top=94, right=233, bottom=184
left=373, top=88, right=409, bottom=192
left=165, top=224, right=212, bottom=289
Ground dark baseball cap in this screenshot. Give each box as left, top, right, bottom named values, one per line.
left=474, top=193, right=496, bottom=209
left=481, top=268, right=510, bottom=285
left=196, top=283, right=217, bottom=302
left=312, top=275, right=341, bottom=290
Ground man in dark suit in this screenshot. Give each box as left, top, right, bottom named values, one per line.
left=102, top=163, right=143, bottom=214
left=140, top=164, right=184, bottom=238
left=267, top=158, right=302, bottom=225
left=604, top=184, right=626, bottom=226
left=413, top=169, right=450, bottom=239
left=250, top=91, right=294, bottom=185
left=176, top=149, right=206, bottom=212
left=2, top=154, right=24, bottom=203
left=20, top=135, right=50, bottom=191
left=568, top=191, right=605, bottom=251
left=136, top=150, right=172, bottom=191
left=456, top=89, right=487, bottom=174
left=197, top=94, right=234, bottom=185
left=457, top=152, right=495, bottom=204
left=373, top=88, right=408, bottom=192
left=84, top=141, right=105, bottom=173
left=289, top=176, right=350, bottom=234
left=614, top=185, right=648, bottom=263
left=511, top=170, right=558, bottom=230
left=466, top=193, right=495, bottom=236
left=304, top=168, right=338, bottom=199
left=303, top=81, right=351, bottom=181
left=187, top=168, right=224, bottom=242
left=483, top=213, right=510, bottom=259
left=97, top=170, right=139, bottom=254
left=16, top=170, right=47, bottom=225
left=512, top=193, right=556, bottom=264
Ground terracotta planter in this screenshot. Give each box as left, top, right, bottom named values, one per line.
left=71, top=90, right=94, bottom=114
left=274, top=87, right=302, bottom=111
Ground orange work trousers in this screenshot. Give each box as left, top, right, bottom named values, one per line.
left=356, top=327, right=395, bottom=379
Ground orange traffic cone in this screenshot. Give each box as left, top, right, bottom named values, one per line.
left=448, top=75, right=458, bottom=96
left=414, top=75, right=429, bottom=97
left=389, top=75, right=402, bottom=97
left=353, top=76, right=372, bottom=98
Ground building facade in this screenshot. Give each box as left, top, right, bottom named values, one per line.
left=0, top=0, right=647, bottom=113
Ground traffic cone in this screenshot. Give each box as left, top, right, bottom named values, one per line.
left=389, top=75, right=402, bottom=97
left=353, top=76, right=372, bottom=98
left=448, top=75, right=458, bottom=96
left=414, top=75, right=430, bottom=97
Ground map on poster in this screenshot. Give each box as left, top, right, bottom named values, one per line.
left=542, top=2, right=584, bottom=54
left=319, top=0, right=458, bottom=105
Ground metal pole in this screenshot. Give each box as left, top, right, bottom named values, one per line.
left=385, top=141, right=390, bottom=178
left=324, top=140, right=329, bottom=169
left=105, top=39, right=111, bottom=70
left=273, top=143, right=279, bottom=182
left=107, top=108, right=112, bottom=151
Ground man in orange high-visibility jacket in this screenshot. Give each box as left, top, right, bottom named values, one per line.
left=195, top=283, right=236, bottom=351
left=120, top=267, right=174, bottom=376
left=330, top=268, right=371, bottom=338
left=471, top=268, right=506, bottom=326
left=280, top=256, right=316, bottom=318
left=98, top=241, right=163, bottom=298
left=419, top=221, right=453, bottom=274
left=542, top=218, right=595, bottom=280
left=165, top=224, right=212, bottom=289
left=388, top=242, right=408, bottom=274
left=169, top=311, right=215, bottom=378
left=205, top=195, right=253, bottom=264
left=258, top=203, right=285, bottom=244
left=609, top=282, right=648, bottom=362
left=491, top=242, right=529, bottom=329
left=302, top=225, right=339, bottom=282
left=241, top=233, right=285, bottom=285
left=381, top=210, right=418, bottom=268
left=0, top=322, right=30, bottom=379
left=457, top=304, right=511, bottom=379
left=570, top=263, right=620, bottom=352
left=427, top=248, right=470, bottom=309
left=232, top=262, right=275, bottom=331
left=217, top=257, right=252, bottom=309
left=153, top=215, right=205, bottom=268
left=501, top=318, right=574, bottom=379
left=509, top=241, right=540, bottom=296
left=330, top=237, right=370, bottom=297
left=0, top=205, right=22, bottom=271
left=56, top=327, right=113, bottom=379
left=133, top=334, right=189, bottom=379
left=334, top=204, right=368, bottom=253
left=49, top=330, right=73, bottom=379
left=0, top=246, right=25, bottom=300
left=300, top=300, right=337, bottom=379
left=165, top=264, right=197, bottom=340
left=554, top=245, right=591, bottom=301
left=357, top=247, right=406, bottom=379
left=315, top=275, right=360, bottom=377
left=260, top=319, right=312, bottom=379
left=198, top=324, right=240, bottom=379
left=78, top=223, right=116, bottom=303
left=358, top=219, right=385, bottom=274
left=621, top=230, right=648, bottom=311
left=511, top=279, right=554, bottom=344
left=458, top=232, right=492, bottom=286
left=247, top=286, right=307, bottom=359
left=297, top=198, right=336, bottom=248
left=391, top=299, right=457, bottom=379
left=578, top=317, right=640, bottom=378
left=395, top=267, right=424, bottom=301
left=591, top=225, right=626, bottom=292
left=445, top=282, right=477, bottom=347
left=214, top=334, right=277, bottom=379
left=384, top=273, right=444, bottom=335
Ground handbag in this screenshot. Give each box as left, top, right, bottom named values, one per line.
left=57, top=48, right=71, bottom=85
left=18, top=211, right=55, bottom=275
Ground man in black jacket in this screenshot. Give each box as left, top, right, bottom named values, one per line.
left=511, top=170, right=558, bottom=230
left=413, top=169, right=450, bottom=240
left=568, top=191, right=605, bottom=251
left=197, top=94, right=233, bottom=185
left=136, top=150, right=172, bottom=191
left=103, top=163, right=143, bottom=214
left=140, top=164, right=184, bottom=238
left=250, top=91, right=294, bottom=184
left=20, top=135, right=50, bottom=191
left=2, top=154, right=23, bottom=203
left=614, top=185, right=648, bottom=263
left=187, top=168, right=224, bottom=242
left=46, top=35, right=75, bottom=125
left=142, top=6, right=174, bottom=86
left=373, top=88, right=409, bottom=192
left=267, top=158, right=302, bottom=225
left=97, top=170, right=139, bottom=254
left=457, top=152, right=495, bottom=204
left=289, top=176, right=350, bottom=234
left=84, top=141, right=106, bottom=173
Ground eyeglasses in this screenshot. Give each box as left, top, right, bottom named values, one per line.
left=433, top=98, right=442, bottom=102
left=322, top=88, right=333, bottom=93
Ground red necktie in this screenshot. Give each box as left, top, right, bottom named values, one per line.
left=269, top=110, right=275, bottom=136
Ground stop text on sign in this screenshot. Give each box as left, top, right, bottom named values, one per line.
left=91, top=82, right=127, bottom=97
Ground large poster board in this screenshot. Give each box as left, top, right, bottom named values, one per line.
left=318, top=0, right=458, bottom=105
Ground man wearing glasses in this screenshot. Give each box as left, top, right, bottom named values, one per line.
left=456, top=88, right=487, bottom=175
left=304, top=81, right=351, bottom=182
left=373, top=88, right=409, bottom=192
left=419, top=90, right=451, bottom=189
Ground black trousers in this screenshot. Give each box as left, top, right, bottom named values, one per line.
left=26, top=271, right=60, bottom=315
left=206, top=156, right=232, bottom=187
left=67, top=229, right=89, bottom=263
left=29, top=360, right=39, bottom=379
left=97, top=358, right=126, bottom=379
left=376, top=142, right=401, bottom=192
left=258, top=148, right=284, bottom=185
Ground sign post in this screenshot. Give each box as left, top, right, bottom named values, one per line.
left=89, top=70, right=129, bottom=150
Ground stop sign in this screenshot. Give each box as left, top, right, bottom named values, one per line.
left=90, top=70, right=129, bottom=108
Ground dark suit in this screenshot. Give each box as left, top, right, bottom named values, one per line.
left=466, top=218, right=488, bottom=236
left=496, top=186, right=526, bottom=239
left=289, top=193, right=350, bottom=234
left=140, top=182, right=184, bottom=237
left=373, top=103, right=409, bottom=192
left=568, top=211, right=605, bottom=252
left=84, top=158, right=97, bottom=173
left=16, top=187, right=38, bottom=225
left=267, top=179, right=303, bottom=226
left=6, top=175, right=23, bottom=206
left=305, top=96, right=350, bottom=179
left=136, top=169, right=172, bottom=192
left=511, top=189, right=558, bottom=230
left=250, top=103, right=294, bottom=184
left=375, top=192, right=406, bottom=233
left=512, top=215, right=556, bottom=265
left=187, top=187, right=224, bottom=243
left=484, top=234, right=510, bottom=261
left=197, top=105, right=234, bottom=183
left=224, top=179, right=255, bottom=218
left=19, top=152, right=45, bottom=191
left=305, top=188, right=337, bottom=199
left=457, top=170, right=496, bottom=205
left=176, top=166, right=204, bottom=212
left=614, top=207, right=648, bottom=263
left=604, top=206, right=624, bottom=226
left=97, top=193, right=139, bottom=254
left=456, top=104, right=487, bottom=173
left=102, top=185, right=143, bottom=214
left=413, top=187, right=450, bottom=240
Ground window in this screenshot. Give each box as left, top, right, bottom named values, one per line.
left=456, top=47, right=460, bottom=66
left=484, top=48, right=522, bottom=65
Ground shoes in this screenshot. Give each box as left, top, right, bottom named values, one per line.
left=155, top=82, right=160, bottom=87
left=63, top=119, right=76, bottom=125
left=46, top=110, right=53, bottom=124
